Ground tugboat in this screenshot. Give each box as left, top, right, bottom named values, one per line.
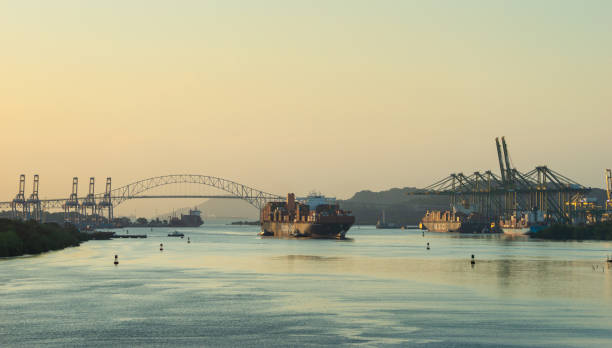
left=168, top=231, right=185, bottom=237
left=260, top=193, right=354, bottom=239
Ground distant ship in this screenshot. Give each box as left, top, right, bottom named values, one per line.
left=376, top=210, right=400, bottom=229
left=169, top=208, right=204, bottom=227
left=260, top=193, right=355, bottom=239
left=421, top=210, right=497, bottom=233
left=500, top=210, right=547, bottom=235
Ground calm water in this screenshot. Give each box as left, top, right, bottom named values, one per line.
left=1, top=224, right=611, bottom=347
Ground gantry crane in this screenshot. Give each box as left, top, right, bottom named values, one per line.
left=606, top=169, right=612, bottom=211
left=412, top=137, right=590, bottom=224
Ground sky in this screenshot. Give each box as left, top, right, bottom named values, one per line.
left=1, top=1, right=611, bottom=216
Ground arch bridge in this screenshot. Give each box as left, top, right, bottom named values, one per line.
left=1, top=174, right=283, bottom=222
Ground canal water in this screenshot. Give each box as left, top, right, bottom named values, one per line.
left=1, top=224, right=611, bottom=347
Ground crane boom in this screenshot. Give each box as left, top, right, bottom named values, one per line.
left=495, top=137, right=506, bottom=183
left=501, top=136, right=513, bottom=183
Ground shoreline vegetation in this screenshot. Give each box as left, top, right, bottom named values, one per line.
left=531, top=222, right=612, bottom=241
left=0, top=219, right=98, bottom=258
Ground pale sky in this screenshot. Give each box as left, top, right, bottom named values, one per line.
left=1, top=1, right=611, bottom=216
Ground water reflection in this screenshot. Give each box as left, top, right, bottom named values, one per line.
left=273, top=255, right=344, bottom=262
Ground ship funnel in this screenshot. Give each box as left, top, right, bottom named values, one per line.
left=287, top=193, right=296, bottom=212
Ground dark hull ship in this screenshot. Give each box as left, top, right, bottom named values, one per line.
left=260, top=193, right=355, bottom=239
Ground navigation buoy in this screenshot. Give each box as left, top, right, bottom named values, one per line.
left=471, top=254, right=475, bottom=265
left=114, top=254, right=119, bottom=265
left=160, top=243, right=164, bottom=251
left=426, top=242, right=430, bottom=250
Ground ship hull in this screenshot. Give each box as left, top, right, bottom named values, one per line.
left=376, top=224, right=401, bottom=229
left=502, top=227, right=530, bottom=236
left=422, top=221, right=461, bottom=232
left=261, top=221, right=353, bottom=239
left=423, top=221, right=493, bottom=233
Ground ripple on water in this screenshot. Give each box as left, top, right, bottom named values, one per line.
left=0, top=225, right=611, bottom=347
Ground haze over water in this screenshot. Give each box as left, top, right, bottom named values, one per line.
left=1, top=224, right=611, bottom=347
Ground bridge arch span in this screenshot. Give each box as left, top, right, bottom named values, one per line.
left=102, top=174, right=282, bottom=210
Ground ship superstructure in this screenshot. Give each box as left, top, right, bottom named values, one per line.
left=169, top=207, right=204, bottom=227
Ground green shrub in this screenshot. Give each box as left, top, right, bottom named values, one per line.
left=0, top=219, right=88, bottom=257
left=0, top=229, right=23, bottom=257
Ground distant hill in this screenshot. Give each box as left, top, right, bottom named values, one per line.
left=340, top=187, right=609, bottom=226
left=157, top=198, right=259, bottom=221
left=339, top=187, right=448, bottom=225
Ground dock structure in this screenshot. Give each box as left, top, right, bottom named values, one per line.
left=112, top=234, right=147, bottom=239
left=411, top=137, right=592, bottom=224
left=11, top=175, right=27, bottom=220
left=64, top=177, right=80, bottom=225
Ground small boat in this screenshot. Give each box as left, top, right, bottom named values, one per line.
left=168, top=231, right=185, bottom=237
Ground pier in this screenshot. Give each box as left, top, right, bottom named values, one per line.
left=111, top=234, right=148, bottom=239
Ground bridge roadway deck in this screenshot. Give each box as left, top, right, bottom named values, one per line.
left=0, top=195, right=258, bottom=210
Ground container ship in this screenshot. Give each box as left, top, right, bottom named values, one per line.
left=500, top=210, right=547, bottom=235
left=420, top=210, right=497, bottom=233
left=169, top=208, right=204, bottom=227
left=260, top=193, right=355, bottom=239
